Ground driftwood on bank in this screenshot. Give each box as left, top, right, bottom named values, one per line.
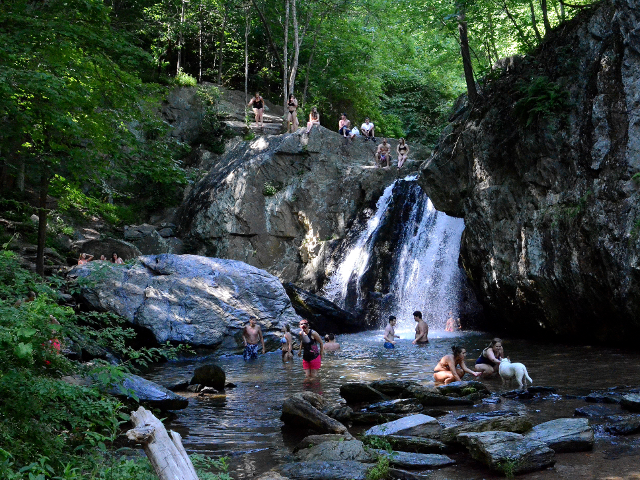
left=127, top=406, right=199, bottom=480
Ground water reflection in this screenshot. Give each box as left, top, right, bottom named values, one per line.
left=145, top=330, right=640, bottom=478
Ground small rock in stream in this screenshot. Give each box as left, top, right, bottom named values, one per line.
left=191, top=363, right=226, bottom=390
left=296, top=440, right=374, bottom=462
left=574, top=404, right=619, bottom=417
left=280, top=460, right=369, bottom=480
left=373, top=450, right=455, bottom=469
left=340, top=383, right=388, bottom=404
left=364, top=414, right=441, bottom=438
left=441, top=415, right=533, bottom=444
left=293, top=434, right=354, bottom=452
left=620, top=393, right=640, bottom=412
left=603, top=414, right=640, bottom=435
left=361, top=398, right=423, bottom=414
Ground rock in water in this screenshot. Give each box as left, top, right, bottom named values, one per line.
left=524, top=418, right=594, bottom=452
left=106, top=374, right=189, bottom=410
left=281, top=394, right=348, bottom=434
left=340, top=383, right=388, bottom=404
left=191, top=364, right=225, bottom=390
left=604, top=415, right=640, bottom=435
left=440, top=415, right=533, bottom=444
left=280, top=461, right=369, bottom=480
left=621, top=393, right=640, bottom=412
left=296, top=440, right=374, bottom=462
left=364, top=414, right=441, bottom=438
left=70, top=254, right=300, bottom=350
left=373, top=450, right=455, bottom=469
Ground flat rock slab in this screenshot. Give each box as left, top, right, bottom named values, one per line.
left=365, top=414, right=440, bottom=438
left=574, top=404, right=619, bottom=417
left=604, top=414, right=640, bottom=435
left=458, top=431, right=555, bottom=475
left=362, top=398, right=423, bottom=414
left=585, top=392, right=623, bottom=404
left=297, top=440, right=374, bottom=462
left=351, top=412, right=402, bottom=425
left=621, top=393, right=640, bottom=412
left=436, top=381, right=489, bottom=396
left=525, top=418, right=594, bottom=452
left=280, top=461, right=369, bottom=480
left=369, top=435, right=451, bottom=454
left=294, top=434, right=353, bottom=452
left=374, top=450, right=455, bottom=469
left=370, top=380, right=420, bottom=398
left=412, top=391, right=475, bottom=407
left=106, top=373, right=189, bottom=410
left=441, top=415, right=533, bottom=443
left=340, top=383, right=388, bottom=404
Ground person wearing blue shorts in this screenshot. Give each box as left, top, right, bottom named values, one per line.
left=383, top=316, right=400, bottom=349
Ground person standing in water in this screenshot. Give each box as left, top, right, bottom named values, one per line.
left=412, top=311, right=428, bottom=344
left=434, top=345, right=481, bottom=384
left=323, top=333, right=340, bottom=352
left=383, top=316, right=400, bottom=349
left=242, top=317, right=265, bottom=361
left=247, top=92, right=265, bottom=128
left=281, top=324, right=293, bottom=362
left=474, top=338, right=504, bottom=377
left=298, top=319, right=323, bottom=380
left=445, top=311, right=462, bottom=332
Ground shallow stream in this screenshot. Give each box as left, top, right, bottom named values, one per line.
left=145, top=329, right=640, bottom=479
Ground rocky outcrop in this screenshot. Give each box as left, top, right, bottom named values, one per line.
left=419, top=0, right=640, bottom=344
left=69, top=254, right=300, bottom=350
left=178, top=126, right=430, bottom=293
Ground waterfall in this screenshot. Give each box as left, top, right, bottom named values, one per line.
left=323, top=176, right=465, bottom=332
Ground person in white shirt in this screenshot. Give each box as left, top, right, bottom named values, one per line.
left=361, top=117, right=375, bottom=141
left=349, top=125, right=360, bottom=140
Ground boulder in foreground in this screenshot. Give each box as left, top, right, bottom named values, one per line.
left=281, top=394, right=348, bottom=434
left=525, top=418, right=594, bottom=452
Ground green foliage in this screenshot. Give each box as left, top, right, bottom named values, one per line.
left=174, top=68, right=198, bottom=87
left=366, top=455, right=390, bottom=480
left=195, top=84, right=228, bottom=153
left=513, top=76, right=570, bottom=126
left=263, top=181, right=281, bottom=196
left=363, top=435, right=394, bottom=453
left=497, top=458, right=518, bottom=478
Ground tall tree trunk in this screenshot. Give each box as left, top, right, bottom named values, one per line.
left=177, top=0, right=186, bottom=73
left=302, top=23, right=321, bottom=105
left=198, top=3, right=202, bottom=82
left=36, top=169, right=49, bottom=277
left=457, top=8, right=478, bottom=103
left=503, top=2, right=534, bottom=49
left=283, top=0, right=290, bottom=112
left=217, top=4, right=228, bottom=85
left=540, top=0, right=552, bottom=33
left=529, top=0, right=543, bottom=42
left=250, top=0, right=284, bottom=72
left=287, top=0, right=300, bottom=96
left=244, top=2, right=249, bottom=111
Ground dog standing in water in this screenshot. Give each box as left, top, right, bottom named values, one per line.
left=498, top=358, right=533, bottom=389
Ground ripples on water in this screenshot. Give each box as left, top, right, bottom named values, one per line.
left=145, top=330, right=640, bottom=478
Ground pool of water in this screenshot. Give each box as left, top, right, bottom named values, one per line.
left=144, top=330, right=640, bottom=479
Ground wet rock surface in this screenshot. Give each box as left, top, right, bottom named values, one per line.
left=603, top=414, right=640, bottom=435
left=296, top=440, right=374, bottom=462
left=621, top=393, right=640, bottom=412
left=281, top=394, right=348, bottom=434
left=373, top=450, right=455, bottom=469
left=419, top=0, right=640, bottom=345
left=340, top=383, right=389, bottom=404
left=368, top=435, right=451, bottom=454
left=364, top=414, right=441, bottom=438
left=190, top=364, right=226, bottom=391
left=279, top=460, right=369, bottom=480
left=293, top=434, right=354, bottom=452
left=440, top=415, right=533, bottom=443
left=524, top=418, right=594, bottom=452
left=105, top=373, right=188, bottom=410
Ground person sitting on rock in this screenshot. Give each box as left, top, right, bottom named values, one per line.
left=338, top=113, right=350, bottom=137
left=111, top=252, right=124, bottom=264
left=323, top=333, right=340, bottom=352
left=306, top=107, right=320, bottom=134
left=243, top=317, right=265, bottom=361
left=78, top=252, right=93, bottom=265
left=396, top=138, right=410, bottom=168
left=434, top=345, right=481, bottom=384
left=361, top=117, right=375, bottom=141
left=349, top=124, right=360, bottom=141
left=375, top=139, right=392, bottom=168
left=247, top=92, right=265, bottom=129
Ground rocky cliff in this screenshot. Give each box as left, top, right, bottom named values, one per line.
left=419, top=0, right=640, bottom=344
left=178, top=127, right=430, bottom=291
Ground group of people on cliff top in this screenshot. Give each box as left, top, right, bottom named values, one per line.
left=246, top=92, right=410, bottom=169
left=242, top=309, right=504, bottom=386
left=77, top=252, right=124, bottom=265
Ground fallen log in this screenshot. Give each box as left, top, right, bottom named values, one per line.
left=127, top=406, right=199, bottom=480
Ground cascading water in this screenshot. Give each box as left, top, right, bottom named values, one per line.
left=323, top=175, right=465, bottom=332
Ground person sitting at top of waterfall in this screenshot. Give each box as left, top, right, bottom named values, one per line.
left=361, top=117, right=375, bottom=141
left=349, top=124, right=360, bottom=140
left=434, top=345, right=482, bottom=384
left=445, top=311, right=462, bottom=332
left=78, top=252, right=93, bottom=265
left=412, top=310, right=429, bottom=344
left=396, top=138, right=410, bottom=168
left=287, top=94, right=299, bottom=133
left=383, top=316, right=400, bottom=349
left=474, top=338, right=504, bottom=378
left=323, top=333, right=340, bottom=352
left=338, top=113, right=351, bottom=137
left=306, top=107, right=320, bottom=134
left=375, top=139, right=392, bottom=168
left=243, top=317, right=265, bottom=361
left=247, top=92, right=265, bottom=129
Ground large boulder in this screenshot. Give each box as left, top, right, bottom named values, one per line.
left=458, top=431, right=555, bottom=475
left=178, top=126, right=430, bottom=296
left=283, top=283, right=362, bottom=334
left=191, top=364, right=225, bottom=390
left=418, top=0, right=640, bottom=345
left=524, top=418, right=594, bottom=452
left=69, top=254, right=300, bottom=350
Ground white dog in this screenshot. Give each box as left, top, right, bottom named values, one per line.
left=498, top=358, right=533, bottom=390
